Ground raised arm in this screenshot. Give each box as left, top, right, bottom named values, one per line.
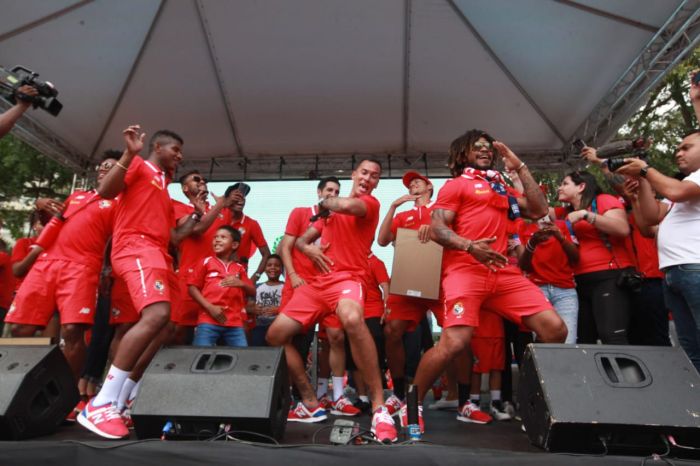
left=377, top=194, right=418, bottom=246
left=0, top=85, right=36, bottom=138
left=97, top=125, right=144, bottom=199
left=317, top=196, right=368, bottom=217
left=494, top=141, right=548, bottom=219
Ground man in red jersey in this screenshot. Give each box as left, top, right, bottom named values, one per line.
left=276, top=177, right=361, bottom=417
left=376, top=171, right=450, bottom=416
left=266, top=159, right=398, bottom=443
left=77, top=125, right=195, bottom=439
left=171, top=170, right=233, bottom=343
left=410, top=129, right=567, bottom=432
left=5, top=153, right=120, bottom=379
left=224, top=183, right=270, bottom=281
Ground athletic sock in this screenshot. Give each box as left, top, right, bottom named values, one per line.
left=317, top=378, right=329, bottom=399
left=332, top=376, right=344, bottom=402
left=458, top=383, right=471, bottom=407
left=117, top=378, right=137, bottom=411
left=129, top=379, right=142, bottom=402
left=490, top=390, right=501, bottom=403
left=93, top=366, right=130, bottom=407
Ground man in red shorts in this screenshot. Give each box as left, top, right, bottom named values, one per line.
left=171, top=171, right=233, bottom=343
left=6, top=153, right=120, bottom=380
left=266, top=159, right=398, bottom=443
left=376, top=171, right=455, bottom=416
left=411, top=129, right=567, bottom=432
left=78, top=125, right=193, bottom=439
left=277, top=177, right=360, bottom=418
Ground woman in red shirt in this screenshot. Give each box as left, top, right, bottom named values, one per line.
left=556, top=170, right=636, bottom=345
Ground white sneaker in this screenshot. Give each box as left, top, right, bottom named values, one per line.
left=503, top=401, right=516, bottom=418
left=489, top=401, right=512, bottom=421
left=428, top=398, right=458, bottom=410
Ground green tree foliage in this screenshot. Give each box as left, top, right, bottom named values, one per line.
left=0, top=134, right=73, bottom=239
left=535, top=48, right=700, bottom=204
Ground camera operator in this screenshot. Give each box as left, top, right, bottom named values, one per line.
left=0, top=85, right=38, bottom=138
left=615, top=74, right=700, bottom=372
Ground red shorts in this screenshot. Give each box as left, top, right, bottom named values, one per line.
left=471, top=337, right=505, bottom=373
left=109, top=275, right=139, bottom=325
left=385, top=294, right=444, bottom=331
left=171, top=272, right=200, bottom=326
left=442, top=265, right=551, bottom=329
left=364, top=299, right=385, bottom=319
left=281, top=273, right=363, bottom=331
left=5, top=259, right=98, bottom=326
left=111, top=241, right=177, bottom=313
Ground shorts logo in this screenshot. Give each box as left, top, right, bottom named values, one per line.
left=341, top=289, right=352, bottom=295
left=452, top=302, right=464, bottom=318
left=7, top=302, right=15, bottom=314
left=111, top=307, right=121, bottom=317
left=154, top=280, right=165, bottom=293
left=78, top=307, right=91, bottom=315
left=98, top=200, right=112, bottom=209
left=208, top=272, right=218, bottom=277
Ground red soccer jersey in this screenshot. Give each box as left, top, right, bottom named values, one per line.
left=226, top=212, right=267, bottom=263
left=10, top=237, right=36, bottom=292
left=518, top=221, right=576, bottom=289
left=556, top=194, right=635, bottom=275
left=173, top=200, right=227, bottom=275
left=365, top=253, right=390, bottom=318
left=188, top=256, right=252, bottom=327
left=0, top=251, right=14, bottom=308
left=314, top=195, right=380, bottom=278
left=113, top=156, right=175, bottom=252
left=433, top=174, right=510, bottom=273
left=390, top=203, right=434, bottom=235
left=629, top=213, right=663, bottom=279
left=284, top=205, right=324, bottom=280
left=46, top=190, right=116, bottom=270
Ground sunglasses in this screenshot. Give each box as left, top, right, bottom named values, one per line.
left=191, top=175, right=208, bottom=183
left=98, top=161, right=114, bottom=171
left=471, top=142, right=493, bottom=151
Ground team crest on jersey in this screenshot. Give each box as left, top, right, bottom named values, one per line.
left=238, top=227, right=246, bottom=236
left=452, top=302, right=464, bottom=318
left=154, top=280, right=165, bottom=293
left=111, top=307, right=121, bottom=318
left=150, top=179, right=164, bottom=190
left=98, top=200, right=112, bottom=209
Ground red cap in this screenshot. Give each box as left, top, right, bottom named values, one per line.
left=402, top=170, right=431, bottom=188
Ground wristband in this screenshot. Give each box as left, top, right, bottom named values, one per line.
left=289, top=271, right=298, bottom=276
left=525, top=241, right=536, bottom=253
left=115, top=161, right=129, bottom=171
left=191, top=212, right=202, bottom=222
left=589, top=212, right=597, bottom=225
left=515, top=161, right=526, bottom=172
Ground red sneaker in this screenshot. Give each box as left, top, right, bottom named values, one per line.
left=287, top=402, right=327, bottom=423
left=331, top=396, right=361, bottom=416
left=384, top=394, right=402, bottom=416
left=66, top=398, right=87, bottom=423
left=371, top=406, right=398, bottom=444
left=456, top=401, right=493, bottom=424
left=399, top=403, right=425, bottom=433
left=77, top=400, right=129, bottom=439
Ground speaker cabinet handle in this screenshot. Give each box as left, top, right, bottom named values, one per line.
left=595, top=353, right=652, bottom=388
left=191, top=352, right=236, bottom=373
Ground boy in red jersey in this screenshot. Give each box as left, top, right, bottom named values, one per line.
left=189, top=226, right=255, bottom=346
left=6, top=154, right=119, bottom=380
left=266, top=159, right=398, bottom=443
left=411, top=129, right=567, bottom=432
left=78, top=125, right=194, bottom=439
left=171, top=171, right=233, bottom=343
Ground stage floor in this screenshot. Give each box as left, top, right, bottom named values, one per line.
left=3, top=399, right=697, bottom=466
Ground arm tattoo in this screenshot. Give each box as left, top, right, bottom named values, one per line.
left=431, top=209, right=467, bottom=250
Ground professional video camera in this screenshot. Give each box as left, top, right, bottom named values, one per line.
left=0, top=65, right=62, bottom=116
left=572, top=137, right=650, bottom=171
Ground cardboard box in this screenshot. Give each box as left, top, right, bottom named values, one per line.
left=389, top=228, right=443, bottom=300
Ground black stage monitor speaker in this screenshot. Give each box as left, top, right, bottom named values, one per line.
left=132, top=346, right=290, bottom=442
left=0, top=345, right=79, bottom=440
left=519, top=344, right=700, bottom=454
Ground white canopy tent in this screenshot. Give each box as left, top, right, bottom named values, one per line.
left=1, top=0, right=699, bottom=180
